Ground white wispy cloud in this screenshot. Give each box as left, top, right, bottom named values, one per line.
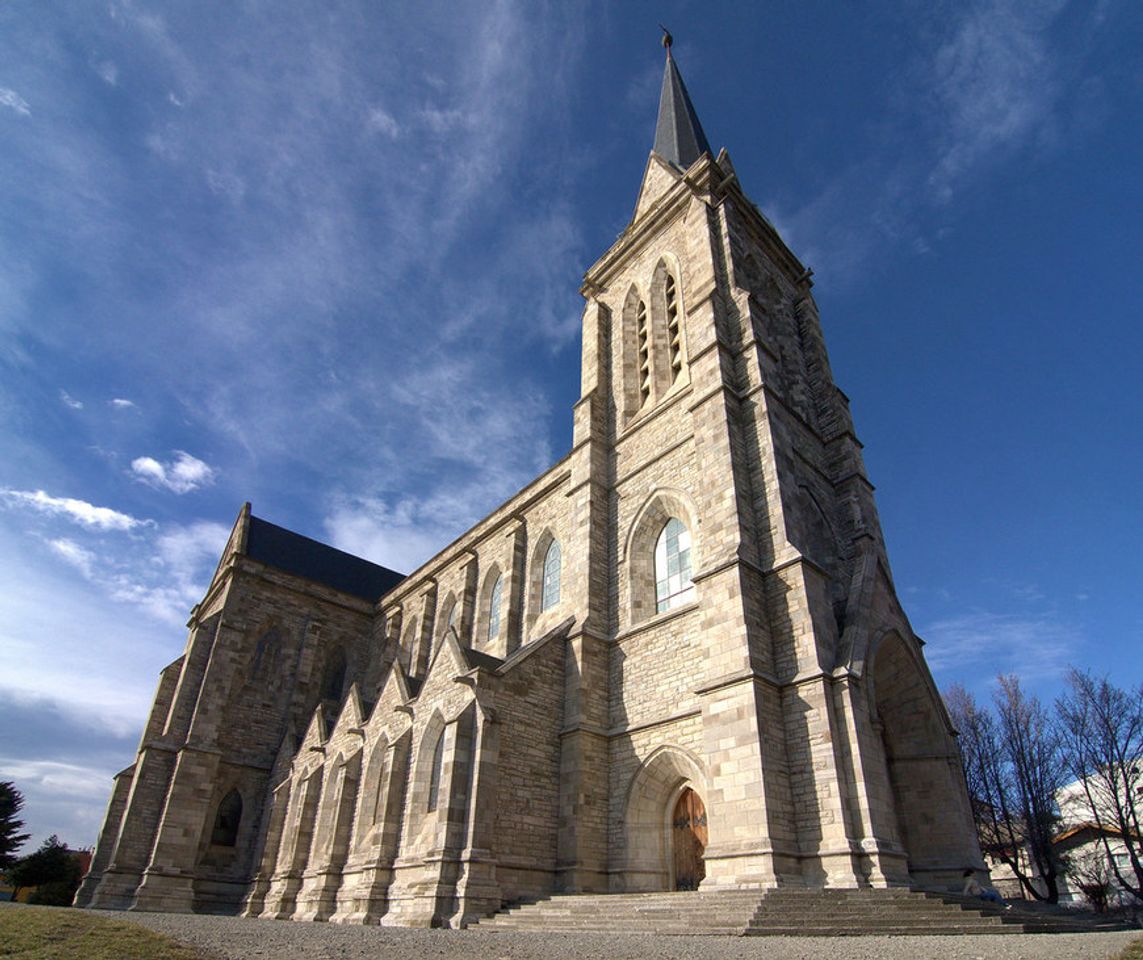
left=95, top=59, right=119, bottom=86
left=109, top=397, right=136, bottom=409
left=0, top=532, right=181, bottom=738
left=0, top=755, right=121, bottom=847
left=0, top=86, right=30, bottom=115
left=366, top=106, right=399, bottom=138
left=927, top=0, right=1066, bottom=203
left=205, top=168, right=245, bottom=203
left=130, top=451, right=217, bottom=494
left=0, top=757, right=113, bottom=802
left=103, top=521, right=229, bottom=625
left=59, top=389, right=83, bottom=409
left=325, top=497, right=447, bottom=575
left=154, top=520, right=230, bottom=589
left=47, top=538, right=96, bottom=579
left=923, top=609, right=1082, bottom=682
left=769, top=0, right=1101, bottom=285
left=1, top=489, right=150, bottom=531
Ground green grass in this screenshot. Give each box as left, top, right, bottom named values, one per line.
left=0, top=904, right=211, bottom=960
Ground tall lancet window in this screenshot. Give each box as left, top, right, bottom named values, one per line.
left=541, top=540, right=561, bottom=611
left=487, top=574, right=503, bottom=642
left=655, top=518, right=695, bottom=613
left=426, top=730, right=445, bottom=812
left=666, top=273, right=682, bottom=381
left=636, top=299, right=651, bottom=406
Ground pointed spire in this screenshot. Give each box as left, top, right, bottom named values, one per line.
left=652, top=30, right=712, bottom=170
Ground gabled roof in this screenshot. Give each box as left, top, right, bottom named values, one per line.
left=461, top=646, right=504, bottom=673
left=652, top=46, right=712, bottom=170
left=245, top=515, right=404, bottom=601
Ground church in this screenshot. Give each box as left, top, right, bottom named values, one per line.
left=76, top=39, right=985, bottom=927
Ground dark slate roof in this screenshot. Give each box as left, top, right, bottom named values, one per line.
left=652, top=50, right=712, bottom=169
left=245, top=515, right=404, bottom=601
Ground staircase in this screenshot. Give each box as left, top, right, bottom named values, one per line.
left=472, top=888, right=1131, bottom=936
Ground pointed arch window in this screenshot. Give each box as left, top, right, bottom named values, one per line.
left=211, top=789, right=243, bottom=847
left=541, top=540, right=561, bottom=611
left=426, top=730, right=445, bottom=812
left=486, top=574, right=503, bottom=642
left=250, top=626, right=281, bottom=680
left=655, top=518, right=695, bottom=613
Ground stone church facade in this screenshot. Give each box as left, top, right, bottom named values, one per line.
left=77, top=45, right=985, bottom=927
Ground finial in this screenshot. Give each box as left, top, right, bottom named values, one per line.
left=659, top=25, right=673, bottom=55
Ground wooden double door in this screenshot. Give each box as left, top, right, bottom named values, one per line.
left=671, top=788, right=707, bottom=891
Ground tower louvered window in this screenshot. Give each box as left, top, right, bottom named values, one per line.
left=636, top=299, right=651, bottom=406
left=666, top=274, right=682, bottom=381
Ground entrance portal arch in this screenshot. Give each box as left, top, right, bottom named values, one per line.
left=620, top=745, right=708, bottom=892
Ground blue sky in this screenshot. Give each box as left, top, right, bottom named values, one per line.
left=1, top=1, right=1140, bottom=851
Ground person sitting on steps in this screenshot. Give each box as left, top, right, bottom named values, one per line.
left=962, top=869, right=1008, bottom=907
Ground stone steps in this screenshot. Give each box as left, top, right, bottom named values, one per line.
left=471, top=888, right=1130, bottom=936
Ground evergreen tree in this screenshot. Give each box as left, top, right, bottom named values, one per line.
left=8, top=834, right=83, bottom=905
left=0, top=780, right=30, bottom=870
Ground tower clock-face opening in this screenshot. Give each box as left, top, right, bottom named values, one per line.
left=671, top=787, right=707, bottom=891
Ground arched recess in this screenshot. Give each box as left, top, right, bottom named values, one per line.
left=354, top=734, right=389, bottom=849
left=789, top=484, right=845, bottom=616
left=411, top=712, right=448, bottom=833
left=249, top=623, right=283, bottom=681
left=870, top=631, right=971, bottom=886
left=624, top=488, right=701, bottom=625
left=649, top=257, right=688, bottom=394
left=621, top=745, right=710, bottom=893
left=352, top=729, right=412, bottom=860
left=282, top=767, right=325, bottom=877
left=319, top=647, right=347, bottom=704
left=210, top=788, right=243, bottom=847
left=621, top=283, right=650, bottom=423
left=253, top=778, right=291, bottom=886
left=318, top=750, right=362, bottom=875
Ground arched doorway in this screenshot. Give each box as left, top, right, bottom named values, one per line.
left=621, top=745, right=708, bottom=892
left=671, top=787, right=707, bottom=890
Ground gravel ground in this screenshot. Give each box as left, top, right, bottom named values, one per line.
left=106, top=911, right=1141, bottom=960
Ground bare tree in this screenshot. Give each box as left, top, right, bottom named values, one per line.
left=946, top=678, right=1066, bottom=902
left=1057, top=669, right=1143, bottom=903
left=1069, top=844, right=1113, bottom=913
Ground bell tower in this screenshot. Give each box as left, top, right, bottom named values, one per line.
left=570, top=35, right=983, bottom=892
